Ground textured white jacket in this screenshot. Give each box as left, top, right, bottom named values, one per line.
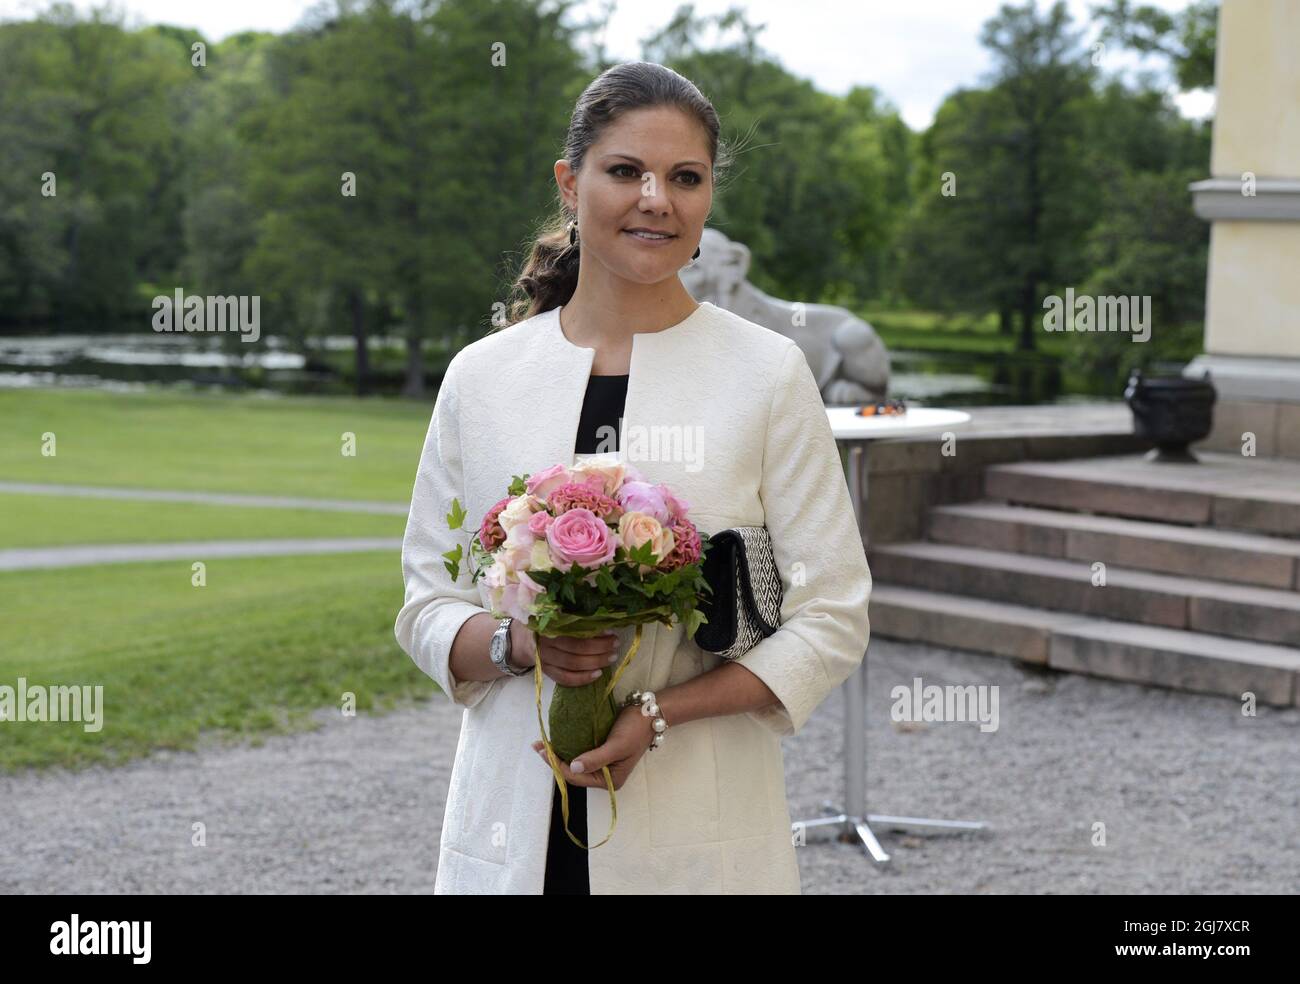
left=394, top=300, right=872, bottom=894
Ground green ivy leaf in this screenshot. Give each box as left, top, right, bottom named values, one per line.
left=446, top=497, right=467, bottom=530
left=440, top=543, right=463, bottom=581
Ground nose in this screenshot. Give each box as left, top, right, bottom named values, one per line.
left=637, top=174, right=672, bottom=214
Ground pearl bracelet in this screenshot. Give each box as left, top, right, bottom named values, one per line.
left=623, top=690, right=668, bottom=751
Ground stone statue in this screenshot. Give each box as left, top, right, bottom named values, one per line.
left=680, top=227, right=890, bottom=405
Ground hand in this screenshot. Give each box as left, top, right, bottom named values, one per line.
left=531, top=704, right=654, bottom=789
left=511, top=622, right=621, bottom=687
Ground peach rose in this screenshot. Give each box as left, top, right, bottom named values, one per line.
left=617, top=511, right=676, bottom=575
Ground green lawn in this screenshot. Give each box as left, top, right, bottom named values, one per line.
left=0, top=492, right=406, bottom=549
left=0, top=386, right=462, bottom=772
left=0, top=387, right=436, bottom=499
left=862, top=307, right=1072, bottom=356
left=862, top=306, right=1202, bottom=364
left=0, top=551, right=437, bottom=773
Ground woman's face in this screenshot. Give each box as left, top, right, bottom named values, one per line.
left=557, top=106, right=713, bottom=286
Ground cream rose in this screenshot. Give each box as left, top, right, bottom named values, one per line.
left=529, top=539, right=554, bottom=573
left=569, top=457, right=627, bottom=498
left=497, top=493, right=543, bottom=534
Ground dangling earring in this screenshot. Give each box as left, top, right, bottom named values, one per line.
left=568, top=218, right=578, bottom=247
left=691, top=245, right=701, bottom=260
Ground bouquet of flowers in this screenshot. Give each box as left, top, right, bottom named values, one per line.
left=442, top=455, right=712, bottom=849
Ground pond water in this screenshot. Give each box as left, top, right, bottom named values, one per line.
left=0, top=334, right=1115, bottom=405
left=0, top=333, right=403, bottom=394
left=887, top=348, right=1116, bottom=405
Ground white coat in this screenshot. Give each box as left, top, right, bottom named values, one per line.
left=394, top=300, right=872, bottom=894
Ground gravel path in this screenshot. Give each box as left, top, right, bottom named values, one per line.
left=1, top=638, right=1295, bottom=894
left=0, top=537, right=402, bottom=571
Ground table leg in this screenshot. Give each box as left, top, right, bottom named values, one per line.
left=792, top=439, right=989, bottom=863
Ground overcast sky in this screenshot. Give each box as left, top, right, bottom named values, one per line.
left=0, top=0, right=1213, bottom=129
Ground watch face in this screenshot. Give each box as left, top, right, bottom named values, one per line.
left=489, top=632, right=503, bottom=661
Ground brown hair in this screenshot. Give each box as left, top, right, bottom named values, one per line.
left=501, top=61, right=733, bottom=327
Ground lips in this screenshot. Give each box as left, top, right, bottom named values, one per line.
left=623, top=229, right=676, bottom=241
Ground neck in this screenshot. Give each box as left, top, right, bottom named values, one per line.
left=561, top=275, right=698, bottom=348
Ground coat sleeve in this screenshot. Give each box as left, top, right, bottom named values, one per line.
left=732, top=341, right=873, bottom=737
left=394, top=351, right=499, bottom=709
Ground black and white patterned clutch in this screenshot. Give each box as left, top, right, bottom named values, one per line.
left=693, top=527, right=784, bottom=660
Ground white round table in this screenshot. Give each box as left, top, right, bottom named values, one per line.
left=827, top=406, right=972, bottom=556
left=827, top=405, right=972, bottom=442
left=793, top=404, right=987, bottom=862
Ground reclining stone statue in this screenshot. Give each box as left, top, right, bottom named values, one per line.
left=680, top=227, right=890, bottom=405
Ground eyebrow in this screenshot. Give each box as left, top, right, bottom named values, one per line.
left=603, top=153, right=709, bottom=170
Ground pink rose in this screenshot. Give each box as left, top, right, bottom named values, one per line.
left=527, top=510, right=554, bottom=537
left=525, top=463, right=573, bottom=501
left=545, top=507, right=616, bottom=571
left=616, top=481, right=671, bottom=525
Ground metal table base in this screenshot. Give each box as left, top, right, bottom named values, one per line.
left=791, top=441, right=988, bottom=862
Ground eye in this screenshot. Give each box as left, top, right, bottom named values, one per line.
left=608, top=163, right=703, bottom=186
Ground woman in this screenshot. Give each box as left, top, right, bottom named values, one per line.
left=394, top=61, right=872, bottom=894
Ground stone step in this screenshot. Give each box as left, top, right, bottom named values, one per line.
left=869, top=585, right=1300, bottom=706
left=870, top=541, right=1300, bottom=647
left=984, top=454, right=1300, bottom=536
left=927, top=501, right=1300, bottom=590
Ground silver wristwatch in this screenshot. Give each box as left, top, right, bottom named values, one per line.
left=489, top=616, right=529, bottom=677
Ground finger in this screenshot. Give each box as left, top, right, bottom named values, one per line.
left=543, top=650, right=612, bottom=674
left=544, top=643, right=622, bottom=675
left=544, top=665, right=607, bottom=687
left=533, top=744, right=604, bottom=788
left=550, top=633, right=620, bottom=657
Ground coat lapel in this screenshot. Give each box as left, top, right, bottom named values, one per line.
left=463, top=304, right=715, bottom=526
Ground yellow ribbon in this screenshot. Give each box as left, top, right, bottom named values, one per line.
left=533, top=622, right=645, bottom=851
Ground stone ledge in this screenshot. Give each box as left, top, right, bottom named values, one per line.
left=1190, top=177, right=1300, bottom=221
left=861, top=404, right=1149, bottom=545
left=869, top=585, right=1300, bottom=706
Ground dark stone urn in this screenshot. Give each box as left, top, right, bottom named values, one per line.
left=1124, top=369, right=1217, bottom=463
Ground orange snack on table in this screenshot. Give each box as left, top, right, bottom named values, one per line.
left=855, top=399, right=907, bottom=417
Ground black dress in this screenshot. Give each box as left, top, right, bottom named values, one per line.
left=542, top=371, right=628, bottom=895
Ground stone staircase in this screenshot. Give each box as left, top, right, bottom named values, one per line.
left=868, top=453, right=1300, bottom=706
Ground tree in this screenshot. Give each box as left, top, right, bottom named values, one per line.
left=1093, top=0, right=1218, bottom=91
left=243, top=0, right=587, bottom=397
left=979, top=0, right=1097, bottom=350
left=899, top=1, right=1097, bottom=350
left=0, top=4, right=195, bottom=326
left=640, top=5, right=915, bottom=306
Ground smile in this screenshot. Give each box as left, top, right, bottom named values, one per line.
left=623, top=230, right=677, bottom=245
